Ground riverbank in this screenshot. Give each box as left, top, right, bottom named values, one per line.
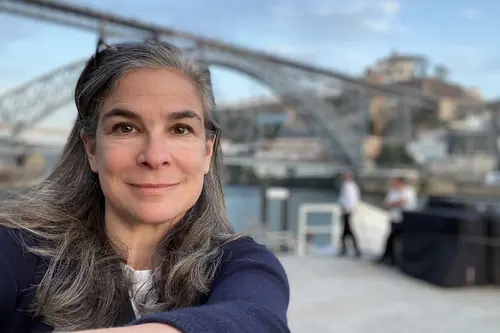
left=225, top=164, right=500, bottom=200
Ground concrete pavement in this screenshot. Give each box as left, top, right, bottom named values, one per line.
left=281, top=255, right=500, bottom=333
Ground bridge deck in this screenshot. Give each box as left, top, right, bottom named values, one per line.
left=282, top=255, right=499, bottom=333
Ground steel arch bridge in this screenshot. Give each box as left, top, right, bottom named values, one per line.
left=0, top=0, right=440, bottom=170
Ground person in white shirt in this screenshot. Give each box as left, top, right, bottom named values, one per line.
left=376, top=176, right=418, bottom=264
left=337, top=171, right=361, bottom=257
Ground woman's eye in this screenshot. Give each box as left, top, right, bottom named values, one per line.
left=113, top=124, right=137, bottom=134
left=172, top=125, right=192, bottom=135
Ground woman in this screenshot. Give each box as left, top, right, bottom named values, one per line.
left=0, top=40, right=290, bottom=333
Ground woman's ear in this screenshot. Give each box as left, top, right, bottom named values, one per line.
left=81, top=132, right=98, bottom=173
left=203, top=137, right=215, bottom=175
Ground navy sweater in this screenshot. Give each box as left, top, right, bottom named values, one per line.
left=0, top=227, right=290, bottom=333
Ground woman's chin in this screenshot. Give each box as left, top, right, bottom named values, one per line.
left=132, top=208, right=186, bottom=226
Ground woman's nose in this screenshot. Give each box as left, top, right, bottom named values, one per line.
left=137, top=134, right=173, bottom=169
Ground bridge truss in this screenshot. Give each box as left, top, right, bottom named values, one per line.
left=0, top=0, right=439, bottom=170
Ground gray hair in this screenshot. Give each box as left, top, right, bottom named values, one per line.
left=0, top=41, right=239, bottom=331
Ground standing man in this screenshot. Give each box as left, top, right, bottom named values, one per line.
left=338, top=171, right=361, bottom=257
left=377, top=176, right=418, bottom=265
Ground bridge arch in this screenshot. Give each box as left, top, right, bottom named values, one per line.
left=0, top=46, right=365, bottom=167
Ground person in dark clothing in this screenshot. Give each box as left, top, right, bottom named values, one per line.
left=376, top=176, right=417, bottom=265
left=337, top=172, right=361, bottom=257
left=0, top=40, right=290, bottom=333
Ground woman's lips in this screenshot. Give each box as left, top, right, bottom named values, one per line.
left=128, top=182, right=180, bottom=195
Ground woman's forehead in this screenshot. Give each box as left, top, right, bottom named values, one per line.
left=112, top=68, right=199, bottom=99
left=101, top=68, right=204, bottom=118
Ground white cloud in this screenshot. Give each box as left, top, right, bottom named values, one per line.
left=267, top=0, right=403, bottom=36
left=312, top=0, right=400, bottom=18
left=313, top=1, right=370, bottom=17
left=363, top=18, right=391, bottom=33
left=311, top=0, right=402, bottom=33
left=367, top=0, right=401, bottom=33
left=460, top=8, right=480, bottom=20
left=270, top=4, right=295, bottom=17
left=377, top=0, right=400, bottom=15
left=260, top=42, right=384, bottom=76
left=438, top=45, right=495, bottom=77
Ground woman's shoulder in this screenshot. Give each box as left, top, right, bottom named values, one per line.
left=0, top=226, right=48, bottom=331
left=0, top=225, right=33, bottom=256
left=219, top=236, right=287, bottom=278
left=220, top=236, right=271, bottom=257
left=220, top=235, right=267, bottom=252
left=0, top=226, right=43, bottom=290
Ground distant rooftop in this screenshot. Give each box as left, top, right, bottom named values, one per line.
left=378, top=50, right=428, bottom=64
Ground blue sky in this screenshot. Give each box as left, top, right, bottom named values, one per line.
left=0, top=0, right=499, bottom=143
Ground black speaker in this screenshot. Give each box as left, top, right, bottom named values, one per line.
left=482, top=205, right=500, bottom=285
left=399, top=209, right=488, bottom=287
left=426, top=196, right=474, bottom=211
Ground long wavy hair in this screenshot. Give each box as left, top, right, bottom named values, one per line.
left=0, top=41, right=239, bottom=331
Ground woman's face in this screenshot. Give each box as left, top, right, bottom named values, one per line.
left=83, top=68, right=214, bottom=226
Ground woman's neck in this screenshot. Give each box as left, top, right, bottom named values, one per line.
left=104, top=210, right=170, bottom=270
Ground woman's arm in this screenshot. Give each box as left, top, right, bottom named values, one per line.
left=77, top=324, right=180, bottom=333
left=133, top=238, right=290, bottom=332
left=79, top=238, right=290, bottom=333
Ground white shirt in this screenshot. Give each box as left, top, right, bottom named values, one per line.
left=124, top=265, right=153, bottom=318
left=385, top=185, right=417, bottom=223
left=338, top=180, right=360, bottom=213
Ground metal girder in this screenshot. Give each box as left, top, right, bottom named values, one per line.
left=1, top=0, right=440, bottom=103
left=0, top=1, right=140, bottom=38
left=0, top=60, right=85, bottom=136
left=192, top=47, right=364, bottom=166
left=0, top=0, right=440, bottom=169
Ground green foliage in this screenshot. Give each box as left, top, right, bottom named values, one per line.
left=375, top=143, right=415, bottom=167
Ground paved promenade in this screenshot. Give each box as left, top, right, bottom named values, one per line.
left=281, top=255, right=500, bottom=333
